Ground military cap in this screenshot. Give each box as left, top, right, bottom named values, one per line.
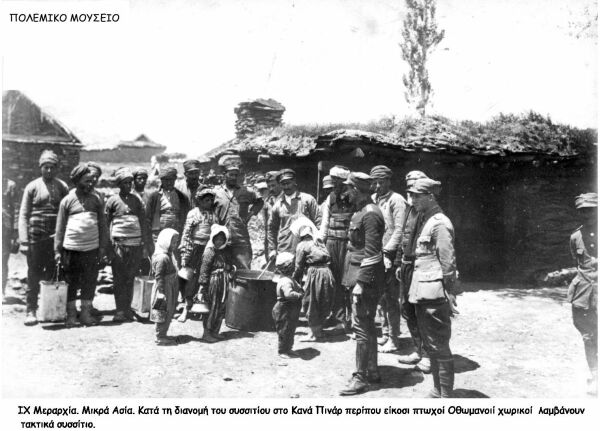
left=344, top=172, right=372, bottom=192
left=406, top=178, right=442, bottom=195
left=183, top=159, right=201, bottom=173
left=266, top=171, right=281, bottom=182
left=329, top=165, right=350, bottom=180
left=369, top=165, right=393, bottom=179
left=322, top=175, right=334, bottom=189
left=575, top=193, right=598, bottom=209
left=277, top=169, right=296, bottom=182
left=218, top=154, right=241, bottom=172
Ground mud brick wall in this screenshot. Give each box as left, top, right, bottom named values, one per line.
left=2, top=140, right=81, bottom=198
left=80, top=147, right=165, bottom=164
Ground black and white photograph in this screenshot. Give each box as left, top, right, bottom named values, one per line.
left=1, top=0, right=598, bottom=424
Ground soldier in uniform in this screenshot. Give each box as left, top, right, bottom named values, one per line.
left=370, top=165, right=407, bottom=353
left=175, top=159, right=202, bottom=210
left=407, top=177, right=458, bottom=398
left=319, top=165, right=353, bottom=332
left=568, top=192, right=597, bottom=395
left=396, top=171, right=431, bottom=373
left=268, top=169, right=320, bottom=258
left=339, top=172, right=385, bottom=396
left=262, top=171, right=282, bottom=262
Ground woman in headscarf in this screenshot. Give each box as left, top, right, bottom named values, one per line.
left=197, top=224, right=234, bottom=342
left=291, top=216, right=335, bottom=341
left=105, top=168, right=153, bottom=322
left=54, top=164, right=109, bottom=327
left=18, top=150, right=69, bottom=326
left=177, top=187, right=216, bottom=322
left=150, top=228, right=180, bottom=346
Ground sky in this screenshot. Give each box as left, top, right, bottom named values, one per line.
left=1, top=0, right=597, bottom=156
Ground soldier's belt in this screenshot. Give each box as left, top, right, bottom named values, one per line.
left=326, top=230, right=348, bottom=240
left=360, top=252, right=383, bottom=267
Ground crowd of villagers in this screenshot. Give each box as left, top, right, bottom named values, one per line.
left=3, top=148, right=596, bottom=397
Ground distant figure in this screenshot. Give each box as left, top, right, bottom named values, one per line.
left=18, top=150, right=69, bottom=326
left=568, top=192, right=598, bottom=396
left=2, top=178, right=17, bottom=297
left=150, top=155, right=161, bottom=177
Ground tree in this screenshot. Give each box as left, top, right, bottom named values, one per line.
left=400, top=0, right=445, bottom=117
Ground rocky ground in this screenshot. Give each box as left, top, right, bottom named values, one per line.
left=1, top=253, right=594, bottom=399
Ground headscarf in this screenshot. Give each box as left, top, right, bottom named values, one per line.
left=290, top=216, right=319, bottom=240
left=206, top=224, right=230, bottom=250
left=369, top=165, right=393, bottom=179
left=575, top=193, right=598, bottom=209
left=87, top=162, right=102, bottom=177
left=159, top=166, right=178, bottom=180
left=132, top=167, right=149, bottom=179
left=39, top=150, right=59, bottom=167
left=275, top=251, right=295, bottom=275
left=195, top=186, right=215, bottom=201
left=153, top=228, right=179, bottom=257
left=70, top=163, right=91, bottom=184
left=113, top=167, right=133, bottom=185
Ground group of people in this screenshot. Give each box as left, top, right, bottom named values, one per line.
left=3, top=148, right=596, bottom=397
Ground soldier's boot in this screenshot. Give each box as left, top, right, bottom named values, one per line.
left=340, top=342, right=370, bottom=396
left=426, top=359, right=441, bottom=398
left=438, top=358, right=455, bottom=398
left=415, top=356, right=432, bottom=374
left=79, top=300, right=99, bottom=326
left=397, top=351, right=422, bottom=365
left=65, top=301, right=80, bottom=328
left=367, top=339, right=381, bottom=383
left=24, top=310, right=38, bottom=326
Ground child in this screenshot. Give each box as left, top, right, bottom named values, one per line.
left=290, top=217, right=335, bottom=341
left=272, top=251, right=304, bottom=358
left=197, top=225, right=234, bottom=343
left=150, top=228, right=180, bottom=346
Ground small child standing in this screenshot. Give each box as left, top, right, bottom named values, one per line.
left=150, top=228, right=180, bottom=346
left=272, top=252, right=304, bottom=359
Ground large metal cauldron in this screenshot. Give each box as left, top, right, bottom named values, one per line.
left=225, top=269, right=277, bottom=332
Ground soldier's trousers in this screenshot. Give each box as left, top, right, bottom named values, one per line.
left=352, top=288, right=379, bottom=378
left=25, top=238, right=55, bottom=312
left=399, top=262, right=427, bottom=357
left=272, top=300, right=301, bottom=354
left=111, top=243, right=143, bottom=313
left=415, top=301, right=452, bottom=361
left=326, top=238, right=348, bottom=324
left=379, top=268, right=401, bottom=339
left=572, top=306, right=598, bottom=373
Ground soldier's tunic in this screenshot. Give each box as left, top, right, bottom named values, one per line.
left=568, top=226, right=597, bottom=374
left=408, top=206, right=457, bottom=362
left=396, top=204, right=427, bottom=356
left=343, top=201, right=385, bottom=379
left=319, top=191, right=354, bottom=324
left=373, top=190, right=407, bottom=341
left=175, top=179, right=199, bottom=212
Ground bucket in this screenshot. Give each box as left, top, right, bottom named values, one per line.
left=38, top=279, right=68, bottom=322
left=225, top=269, right=277, bottom=332
left=132, top=275, right=154, bottom=314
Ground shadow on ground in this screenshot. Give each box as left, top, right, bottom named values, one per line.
left=454, top=354, right=480, bottom=373
left=295, top=347, right=320, bottom=360
left=371, top=366, right=424, bottom=391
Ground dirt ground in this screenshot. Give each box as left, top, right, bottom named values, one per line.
left=1, top=253, right=594, bottom=399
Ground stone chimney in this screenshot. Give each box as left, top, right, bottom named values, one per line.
left=234, top=98, right=285, bottom=138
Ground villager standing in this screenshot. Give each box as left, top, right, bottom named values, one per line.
left=87, top=162, right=106, bottom=203
left=18, top=150, right=69, bottom=325
left=262, top=171, right=282, bottom=261
left=370, top=165, right=407, bottom=353
left=55, top=164, right=109, bottom=327
left=291, top=216, right=334, bottom=341
left=150, top=228, right=180, bottom=346
left=272, top=251, right=304, bottom=359
left=407, top=178, right=458, bottom=398
left=213, top=155, right=263, bottom=269
left=197, top=225, right=235, bottom=342
left=132, top=167, right=150, bottom=208
left=319, top=165, right=353, bottom=332
left=175, top=159, right=202, bottom=210
left=105, top=168, right=153, bottom=322
left=396, top=171, right=431, bottom=373
left=2, top=177, right=17, bottom=298
left=177, top=187, right=216, bottom=322
left=339, top=172, right=385, bottom=396
left=568, top=192, right=597, bottom=395
left=268, top=169, right=320, bottom=258
left=146, top=166, right=189, bottom=240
